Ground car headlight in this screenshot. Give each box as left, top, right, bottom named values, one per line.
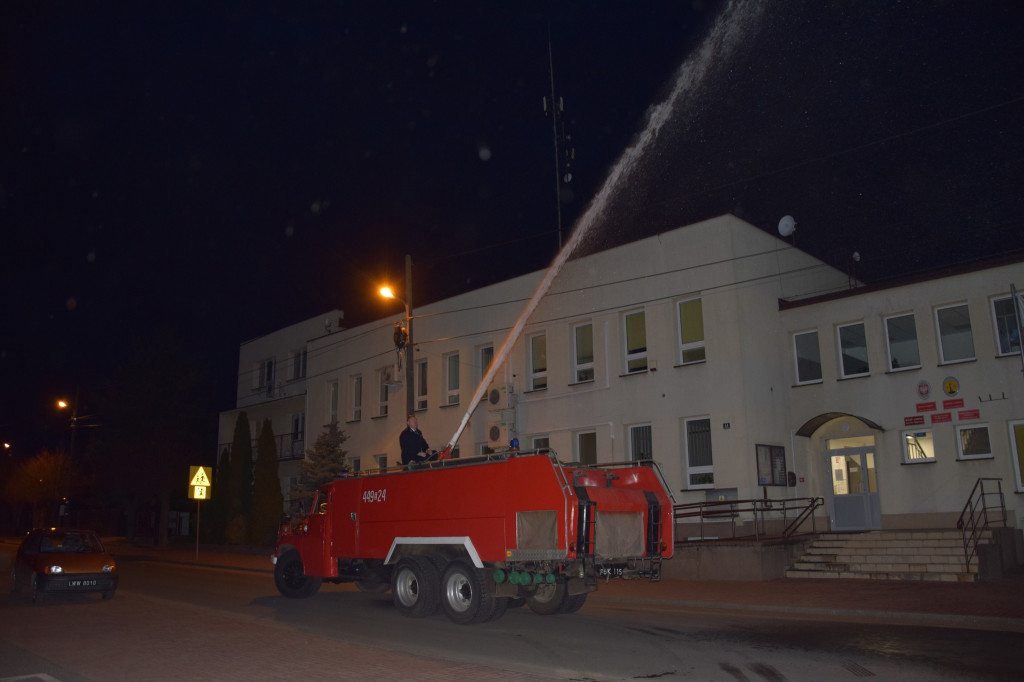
left=102, top=563, right=116, bottom=573
left=47, top=565, right=63, bottom=574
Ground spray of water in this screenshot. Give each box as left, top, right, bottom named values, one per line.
left=443, top=0, right=764, bottom=452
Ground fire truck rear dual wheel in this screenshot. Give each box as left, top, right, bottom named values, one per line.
left=524, top=581, right=567, bottom=615
left=391, top=556, right=440, bottom=618
left=274, top=550, right=322, bottom=599
left=440, top=560, right=499, bottom=625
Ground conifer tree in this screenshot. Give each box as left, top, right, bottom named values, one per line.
left=249, top=419, right=284, bottom=545
left=226, top=412, right=253, bottom=544
left=290, top=420, right=348, bottom=511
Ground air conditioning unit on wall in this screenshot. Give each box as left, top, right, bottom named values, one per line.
left=487, top=420, right=516, bottom=445
left=486, top=382, right=516, bottom=410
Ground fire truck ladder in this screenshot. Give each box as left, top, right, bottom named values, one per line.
left=573, top=486, right=598, bottom=589
left=641, top=490, right=664, bottom=581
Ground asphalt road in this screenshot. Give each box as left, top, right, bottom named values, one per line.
left=2, top=546, right=1021, bottom=681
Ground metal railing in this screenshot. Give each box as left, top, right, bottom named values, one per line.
left=673, top=496, right=823, bottom=543
left=956, top=477, right=1007, bottom=571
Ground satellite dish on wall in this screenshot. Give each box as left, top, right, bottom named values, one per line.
left=778, top=215, right=796, bottom=237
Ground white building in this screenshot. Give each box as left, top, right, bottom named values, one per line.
left=219, top=215, right=1024, bottom=532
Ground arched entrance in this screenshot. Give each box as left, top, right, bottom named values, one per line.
left=797, top=413, right=885, bottom=532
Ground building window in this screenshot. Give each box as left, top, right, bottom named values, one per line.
left=254, top=358, right=275, bottom=390
left=837, top=322, right=869, bottom=378
left=624, top=310, right=647, bottom=373
left=288, top=349, right=307, bottom=380
left=576, top=431, right=597, bottom=465
left=628, top=424, right=652, bottom=461
left=328, top=380, right=339, bottom=423
left=350, top=458, right=361, bottom=474
left=677, top=298, right=706, bottom=364
left=885, top=313, right=920, bottom=371
left=935, top=303, right=975, bottom=364
left=957, top=424, right=992, bottom=460
left=532, top=436, right=550, bottom=453
left=350, top=375, right=362, bottom=421
left=444, top=352, right=460, bottom=405
left=479, top=345, right=494, bottom=382
left=573, top=323, right=594, bottom=383
left=374, top=454, right=388, bottom=471
left=377, top=368, right=390, bottom=417
left=415, top=359, right=428, bottom=411
left=902, top=430, right=934, bottom=463
left=685, top=417, right=714, bottom=487
left=1009, top=421, right=1024, bottom=492
left=992, top=296, right=1021, bottom=356
left=793, top=330, right=822, bottom=384
left=529, top=334, right=547, bottom=390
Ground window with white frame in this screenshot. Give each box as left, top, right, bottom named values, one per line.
left=532, top=436, right=550, bottom=453
left=677, top=298, right=706, bottom=364
left=628, top=424, right=652, bottom=461
left=684, top=417, right=714, bottom=487
left=885, top=313, right=920, bottom=371
left=576, top=431, right=597, bottom=465
left=624, top=310, right=647, bottom=373
left=793, top=330, right=822, bottom=384
left=374, top=454, right=388, bottom=471
left=902, top=429, right=934, bottom=463
left=350, top=457, right=361, bottom=474
left=444, top=352, right=460, bottom=404
left=328, top=380, right=339, bottom=423
left=377, top=368, right=389, bottom=417
left=529, top=334, right=547, bottom=390
left=1009, top=421, right=1024, bottom=492
left=573, top=323, right=594, bottom=383
left=957, top=424, right=992, bottom=460
left=288, top=349, right=307, bottom=380
left=935, top=303, right=975, bottom=364
left=415, top=359, right=428, bottom=411
left=253, top=358, right=275, bottom=390
left=837, top=321, right=869, bottom=378
left=479, top=345, right=494, bottom=383
left=350, top=375, right=362, bottom=421
left=992, top=296, right=1021, bottom=356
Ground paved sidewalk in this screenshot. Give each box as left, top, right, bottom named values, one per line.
left=101, top=538, right=1024, bottom=632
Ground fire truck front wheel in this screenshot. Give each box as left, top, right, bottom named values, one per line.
left=391, top=556, right=440, bottom=618
left=440, top=560, right=499, bottom=625
left=274, top=550, right=322, bottom=599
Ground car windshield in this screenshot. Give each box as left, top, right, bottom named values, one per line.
left=39, top=531, right=104, bottom=553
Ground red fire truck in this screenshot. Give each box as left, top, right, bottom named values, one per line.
left=272, top=449, right=674, bottom=624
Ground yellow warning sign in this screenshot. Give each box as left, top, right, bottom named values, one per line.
left=188, top=466, right=212, bottom=500
left=189, top=466, right=211, bottom=487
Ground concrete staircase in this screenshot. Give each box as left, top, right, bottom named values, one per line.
left=785, top=530, right=982, bottom=582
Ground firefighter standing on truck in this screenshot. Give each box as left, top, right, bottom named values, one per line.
left=400, top=414, right=437, bottom=464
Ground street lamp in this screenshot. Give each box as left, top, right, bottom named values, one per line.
left=379, top=255, right=415, bottom=417
left=57, top=393, right=80, bottom=459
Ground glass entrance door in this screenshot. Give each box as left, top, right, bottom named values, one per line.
left=825, top=436, right=881, bottom=531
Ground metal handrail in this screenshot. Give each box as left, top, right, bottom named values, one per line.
left=956, top=477, right=1007, bottom=570
left=673, top=496, right=823, bottom=543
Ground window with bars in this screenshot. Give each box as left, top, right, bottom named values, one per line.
left=628, top=424, right=652, bottom=461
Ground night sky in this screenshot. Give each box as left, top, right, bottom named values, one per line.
left=3, top=1, right=1023, bottom=453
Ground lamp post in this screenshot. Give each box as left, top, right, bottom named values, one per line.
left=380, top=254, right=415, bottom=417
left=57, top=388, right=80, bottom=459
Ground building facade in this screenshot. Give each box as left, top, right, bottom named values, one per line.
left=218, top=215, right=1024, bottom=531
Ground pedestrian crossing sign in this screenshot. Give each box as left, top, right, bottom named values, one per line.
left=188, top=465, right=212, bottom=500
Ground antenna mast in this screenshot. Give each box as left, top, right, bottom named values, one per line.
left=544, top=28, right=574, bottom=250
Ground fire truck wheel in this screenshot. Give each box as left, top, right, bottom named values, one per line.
left=274, top=550, right=322, bottom=599
left=525, top=581, right=567, bottom=615
left=391, top=557, right=440, bottom=618
left=440, top=560, right=495, bottom=625
left=560, top=592, right=588, bottom=614
left=484, top=596, right=510, bottom=622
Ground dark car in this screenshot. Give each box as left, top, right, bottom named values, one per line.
left=10, top=528, right=118, bottom=601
